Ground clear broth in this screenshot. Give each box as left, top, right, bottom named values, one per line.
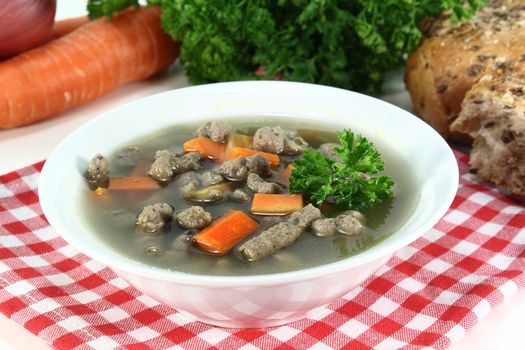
left=81, top=117, right=419, bottom=276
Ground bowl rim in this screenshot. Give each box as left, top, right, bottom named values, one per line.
left=39, top=80, right=459, bottom=287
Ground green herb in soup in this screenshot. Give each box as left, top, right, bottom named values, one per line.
left=289, top=129, right=394, bottom=210
left=81, top=118, right=418, bottom=276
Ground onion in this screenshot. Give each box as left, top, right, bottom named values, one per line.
left=0, top=0, right=56, bottom=57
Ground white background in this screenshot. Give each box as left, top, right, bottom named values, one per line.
left=0, top=1, right=524, bottom=349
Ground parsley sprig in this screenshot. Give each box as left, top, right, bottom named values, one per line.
left=289, top=129, right=394, bottom=210
left=87, top=0, right=485, bottom=94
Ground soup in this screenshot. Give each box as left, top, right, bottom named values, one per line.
left=81, top=117, right=418, bottom=276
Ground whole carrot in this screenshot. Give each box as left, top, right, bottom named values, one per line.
left=0, top=7, right=179, bottom=129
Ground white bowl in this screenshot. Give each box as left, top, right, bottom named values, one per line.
left=39, top=81, right=458, bottom=328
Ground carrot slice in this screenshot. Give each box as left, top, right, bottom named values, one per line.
left=250, top=194, right=303, bottom=215
left=108, top=176, right=160, bottom=190
left=90, top=187, right=111, bottom=201
left=193, top=210, right=259, bottom=255
left=183, top=137, right=227, bottom=161
left=227, top=147, right=280, bottom=168
left=225, top=132, right=254, bottom=158
left=0, top=7, right=179, bottom=129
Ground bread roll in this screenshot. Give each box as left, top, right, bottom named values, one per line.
left=405, top=0, right=525, bottom=144
left=451, top=75, right=525, bottom=195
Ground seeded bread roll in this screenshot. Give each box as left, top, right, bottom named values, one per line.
left=451, top=75, right=525, bottom=195
left=405, top=0, right=525, bottom=144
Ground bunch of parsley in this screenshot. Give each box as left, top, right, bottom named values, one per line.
left=88, top=0, right=484, bottom=94
left=289, top=129, right=394, bottom=210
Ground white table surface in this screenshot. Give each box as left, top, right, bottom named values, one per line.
left=1, top=1, right=524, bottom=349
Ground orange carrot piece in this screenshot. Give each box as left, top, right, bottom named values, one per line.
left=52, top=16, right=89, bottom=38
left=108, top=176, right=160, bottom=191
left=227, top=147, right=280, bottom=168
left=225, top=132, right=253, bottom=158
left=193, top=210, right=259, bottom=255
left=183, top=137, right=227, bottom=161
left=0, top=7, right=179, bottom=129
left=250, top=194, right=303, bottom=215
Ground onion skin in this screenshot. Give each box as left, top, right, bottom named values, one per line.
left=0, top=0, right=57, bottom=57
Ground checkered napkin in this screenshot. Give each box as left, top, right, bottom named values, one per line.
left=0, top=150, right=524, bottom=350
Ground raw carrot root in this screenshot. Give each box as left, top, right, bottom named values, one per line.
left=0, top=7, right=179, bottom=129
left=183, top=137, right=227, bottom=161
left=193, top=210, right=259, bottom=255
left=108, top=176, right=160, bottom=190
left=250, top=194, right=303, bottom=215
left=52, top=16, right=89, bottom=38
left=227, top=147, right=280, bottom=168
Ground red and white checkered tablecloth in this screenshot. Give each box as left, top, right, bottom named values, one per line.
left=0, top=150, right=524, bottom=350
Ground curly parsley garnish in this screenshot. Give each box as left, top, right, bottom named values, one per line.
left=87, top=0, right=485, bottom=94
left=289, top=129, right=394, bottom=210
